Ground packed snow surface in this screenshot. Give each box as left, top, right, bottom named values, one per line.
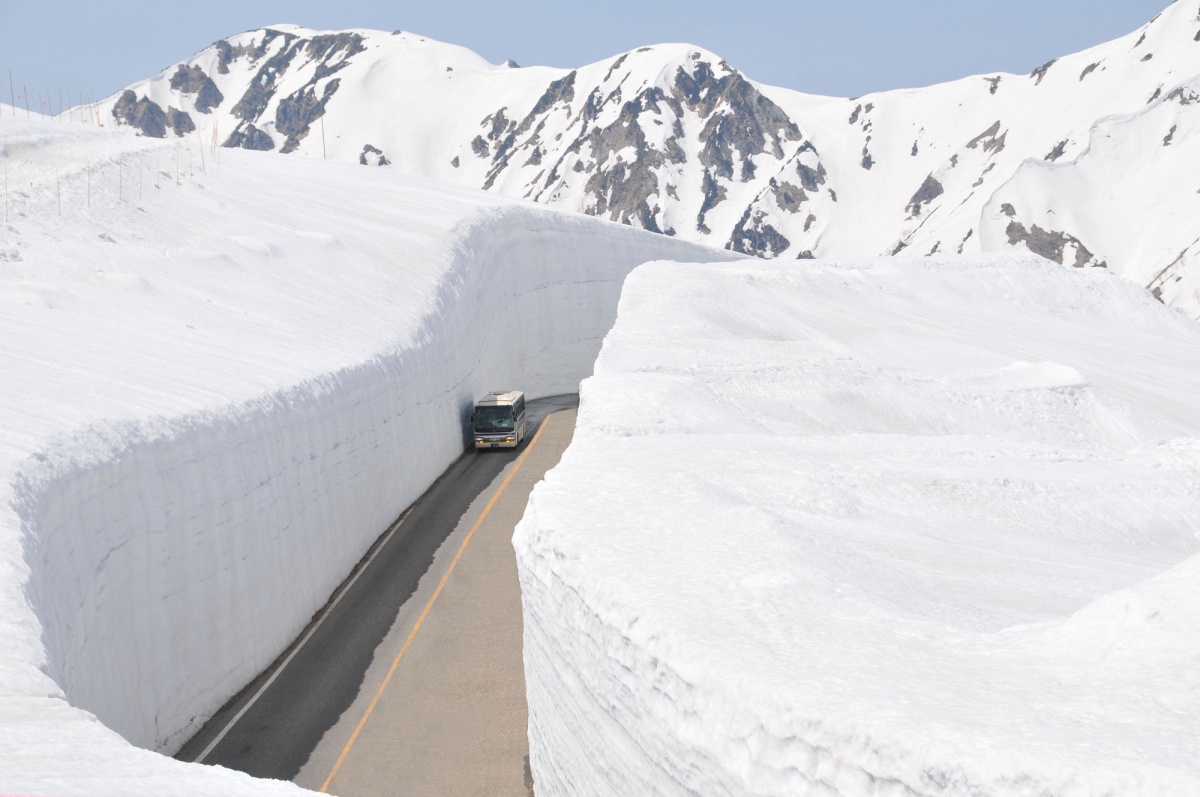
left=0, top=112, right=726, bottom=794
left=515, top=254, right=1200, bottom=795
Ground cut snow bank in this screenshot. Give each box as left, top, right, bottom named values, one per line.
left=0, top=116, right=729, bottom=794
left=515, top=254, right=1200, bottom=795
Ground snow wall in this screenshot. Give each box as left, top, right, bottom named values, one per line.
left=515, top=254, right=1200, bottom=795
left=4, top=200, right=727, bottom=793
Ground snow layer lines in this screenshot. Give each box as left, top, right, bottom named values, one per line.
left=0, top=115, right=728, bottom=794
left=515, top=253, right=1200, bottom=795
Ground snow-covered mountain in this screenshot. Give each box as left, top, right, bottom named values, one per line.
left=91, top=2, right=1200, bottom=316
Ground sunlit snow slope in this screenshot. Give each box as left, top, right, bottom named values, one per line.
left=92, top=1, right=1200, bottom=317
left=515, top=254, right=1200, bottom=795
left=0, top=112, right=728, bottom=795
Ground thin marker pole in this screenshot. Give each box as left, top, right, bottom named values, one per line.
left=321, top=114, right=327, bottom=159
left=23, top=85, right=29, bottom=117
left=8, top=72, right=14, bottom=117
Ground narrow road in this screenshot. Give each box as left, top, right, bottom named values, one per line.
left=176, top=395, right=577, bottom=796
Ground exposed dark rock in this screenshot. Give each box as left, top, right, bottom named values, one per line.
left=966, top=120, right=1006, bottom=154
left=481, top=73, right=577, bottom=189
left=525, top=72, right=577, bottom=129
left=1148, top=86, right=1163, bottom=104
left=112, top=90, right=165, bottom=136
left=214, top=35, right=264, bottom=75
left=1079, top=63, right=1099, bottom=81
left=697, top=169, right=726, bottom=234
left=1141, top=53, right=1154, bottom=62
left=796, top=161, right=826, bottom=192
left=829, top=189, right=838, bottom=202
left=673, top=61, right=801, bottom=182
left=1195, top=29, right=1200, bottom=41
left=472, top=136, right=489, bottom=157
left=170, top=65, right=224, bottom=113
left=1006, top=220, right=1098, bottom=268
left=572, top=160, right=585, bottom=173
left=928, top=241, right=941, bottom=255
left=892, top=241, right=908, bottom=255
left=1031, top=59, right=1057, bottom=85
left=771, top=180, right=807, bottom=213
left=795, top=250, right=815, bottom=259
left=307, top=33, right=368, bottom=80
left=957, top=228, right=974, bottom=254
left=973, top=162, right=996, bottom=186
left=525, top=146, right=543, bottom=166
left=666, top=184, right=679, bottom=199
left=1000, top=203, right=1016, bottom=217
left=1045, top=139, right=1068, bottom=161
left=111, top=90, right=194, bottom=138
left=585, top=161, right=661, bottom=232
left=277, top=79, right=342, bottom=153
left=231, top=44, right=300, bottom=121
left=167, top=107, right=196, bottom=136
left=804, top=213, right=816, bottom=232
left=950, top=154, right=959, bottom=167
left=911, top=141, right=919, bottom=156
left=861, top=145, right=874, bottom=170
left=730, top=207, right=790, bottom=257
left=1135, top=32, right=1147, bottom=47
left=848, top=104, right=862, bottom=125
left=216, top=29, right=294, bottom=76
left=1164, top=125, right=1177, bottom=146
left=906, top=175, right=944, bottom=217
left=483, top=108, right=515, bottom=142
left=506, top=59, right=520, bottom=68
left=451, top=155, right=460, bottom=168
left=985, top=76, right=1002, bottom=95
left=360, top=144, right=390, bottom=166
left=224, top=123, right=274, bottom=150
left=1166, top=86, right=1199, bottom=105
left=663, top=136, right=687, bottom=164
left=604, top=54, right=629, bottom=83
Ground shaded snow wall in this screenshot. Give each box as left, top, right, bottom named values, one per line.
left=11, top=205, right=728, bottom=753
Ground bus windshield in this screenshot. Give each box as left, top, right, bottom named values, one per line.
left=474, top=405, right=515, bottom=432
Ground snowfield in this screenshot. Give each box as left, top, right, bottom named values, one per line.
left=91, top=0, right=1200, bottom=318
left=515, top=255, right=1200, bottom=795
left=0, top=114, right=726, bottom=794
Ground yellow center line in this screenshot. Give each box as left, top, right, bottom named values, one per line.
left=319, top=414, right=553, bottom=793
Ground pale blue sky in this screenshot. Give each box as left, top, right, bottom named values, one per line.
left=0, top=0, right=1172, bottom=107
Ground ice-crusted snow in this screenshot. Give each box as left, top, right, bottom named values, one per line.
left=0, top=112, right=728, bottom=794
left=515, top=254, right=1200, bottom=795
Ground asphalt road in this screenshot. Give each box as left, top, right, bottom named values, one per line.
left=176, top=394, right=577, bottom=788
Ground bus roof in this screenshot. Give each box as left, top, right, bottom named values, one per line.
left=476, top=390, right=523, bottom=406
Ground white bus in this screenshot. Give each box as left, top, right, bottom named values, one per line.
left=471, top=390, right=527, bottom=449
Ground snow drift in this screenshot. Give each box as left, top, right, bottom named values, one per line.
left=0, top=114, right=727, bottom=794
left=515, top=253, right=1200, bottom=795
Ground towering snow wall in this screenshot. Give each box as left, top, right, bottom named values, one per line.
left=515, top=254, right=1200, bottom=795
left=0, top=117, right=729, bottom=794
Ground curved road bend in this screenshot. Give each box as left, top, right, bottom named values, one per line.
left=176, top=394, right=579, bottom=796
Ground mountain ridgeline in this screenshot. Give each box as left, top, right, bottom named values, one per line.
left=97, top=3, right=1200, bottom=317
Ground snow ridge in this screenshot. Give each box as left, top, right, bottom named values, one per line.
left=91, top=1, right=1200, bottom=316
left=0, top=116, right=728, bottom=794
left=515, top=254, right=1200, bottom=795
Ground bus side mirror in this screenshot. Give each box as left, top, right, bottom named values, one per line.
left=469, top=413, right=475, bottom=422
